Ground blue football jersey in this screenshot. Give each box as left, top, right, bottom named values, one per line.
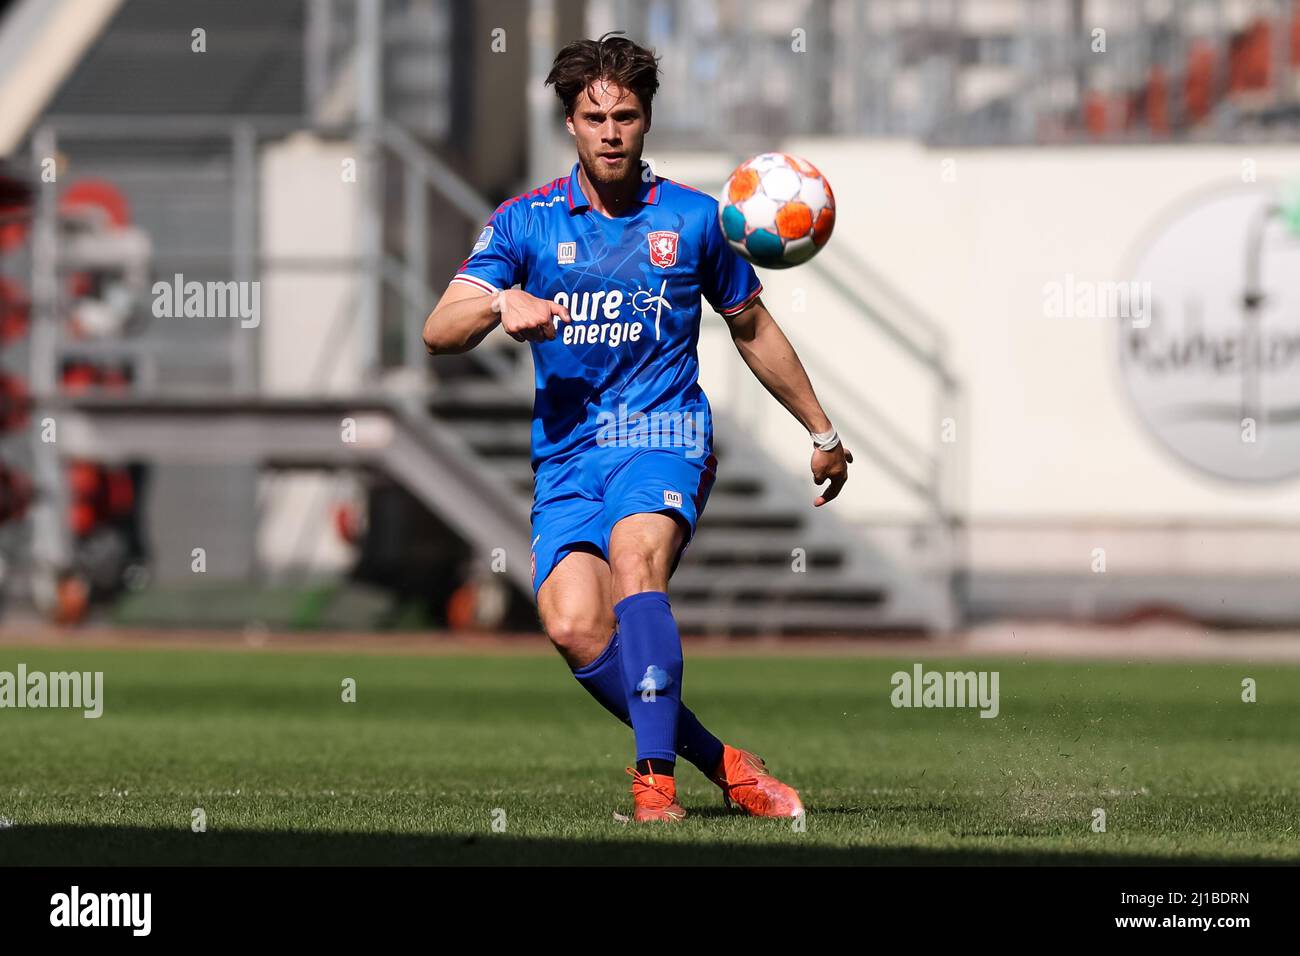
left=452, top=162, right=761, bottom=468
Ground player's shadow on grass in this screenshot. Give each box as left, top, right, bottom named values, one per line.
left=0, top=825, right=1288, bottom=866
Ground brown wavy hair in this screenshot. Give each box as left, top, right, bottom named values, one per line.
left=545, top=32, right=661, bottom=122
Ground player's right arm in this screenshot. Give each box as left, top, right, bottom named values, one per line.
left=422, top=284, right=571, bottom=354
left=422, top=201, right=570, bottom=354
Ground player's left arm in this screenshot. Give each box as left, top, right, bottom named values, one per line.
left=723, top=296, right=853, bottom=507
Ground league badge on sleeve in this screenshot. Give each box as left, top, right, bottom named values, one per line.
left=647, top=230, right=679, bottom=268
left=471, top=225, right=494, bottom=254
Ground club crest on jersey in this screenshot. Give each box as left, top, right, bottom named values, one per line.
left=647, top=230, right=678, bottom=268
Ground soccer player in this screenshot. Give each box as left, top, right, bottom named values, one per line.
left=423, top=33, right=851, bottom=822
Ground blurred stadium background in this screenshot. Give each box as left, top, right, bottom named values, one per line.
left=1, top=0, right=1299, bottom=641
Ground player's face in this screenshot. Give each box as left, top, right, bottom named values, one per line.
left=566, top=80, right=648, bottom=185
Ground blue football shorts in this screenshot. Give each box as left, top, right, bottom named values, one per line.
left=529, top=446, right=718, bottom=598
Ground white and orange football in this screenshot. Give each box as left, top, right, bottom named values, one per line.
left=718, top=152, right=835, bottom=269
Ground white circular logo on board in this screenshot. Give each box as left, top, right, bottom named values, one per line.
left=1121, top=185, right=1300, bottom=483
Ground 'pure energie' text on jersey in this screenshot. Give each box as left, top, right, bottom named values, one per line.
left=451, top=162, right=761, bottom=468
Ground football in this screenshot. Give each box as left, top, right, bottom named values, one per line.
left=718, top=152, right=836, bottom=268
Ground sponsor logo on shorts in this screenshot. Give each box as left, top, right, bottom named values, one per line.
left=663, top=490, right=683, bottom=508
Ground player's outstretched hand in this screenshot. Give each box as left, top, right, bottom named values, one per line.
left=812, top=445, right=852, bottom=507
left=494, top=289, right=571, bottom=343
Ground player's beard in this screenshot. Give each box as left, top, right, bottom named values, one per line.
left=588, top=154, right=633, bottom=183
left=581, top=141, right=642, bottom=188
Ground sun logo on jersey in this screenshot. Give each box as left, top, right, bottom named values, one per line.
left=631, top=280, right=673, bottom=340
left=647, top=230, right=679, bottom=268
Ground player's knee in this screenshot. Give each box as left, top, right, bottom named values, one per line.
left=543, top=614, right=614, bottom=667
left=609, top=548, right=663, bottom=599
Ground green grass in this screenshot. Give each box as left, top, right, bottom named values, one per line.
left=1, top=645, right=1297, bottom=865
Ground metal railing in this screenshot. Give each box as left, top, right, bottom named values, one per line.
left=25, top=112, right=514, bottom=389
left=19, top=105, right=526, bottom=607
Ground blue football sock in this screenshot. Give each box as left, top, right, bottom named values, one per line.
left=571, top=633, right=631, bottom=728
left=615, top=590, right=683, bottom=764
left=571, top=630, right=724, bottom=775
left=676, top=708, right=725, bottom=777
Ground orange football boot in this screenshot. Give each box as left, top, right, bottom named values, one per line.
left=627, top=767, right=686, bottom=822
left=711, top=745, right=804, bottom=818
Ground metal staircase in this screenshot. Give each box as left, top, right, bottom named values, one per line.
left=50, top=394, right=534, bottom=597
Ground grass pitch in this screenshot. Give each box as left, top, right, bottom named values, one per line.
left=1, top=644, right=1297, bottom=865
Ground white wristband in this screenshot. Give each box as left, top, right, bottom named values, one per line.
left=810, top=427, right=840, bottom=452
left=490, top=290, right=507, bottom=314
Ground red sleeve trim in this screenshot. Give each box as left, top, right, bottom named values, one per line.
left=450, top=273, right=498, bottom=296
left=718, top=284, right=763, bottom=316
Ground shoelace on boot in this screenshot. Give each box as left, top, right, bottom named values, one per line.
left=626, top=767, right=676, bottom=805
left=714, top=753, right=766, bottom=796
